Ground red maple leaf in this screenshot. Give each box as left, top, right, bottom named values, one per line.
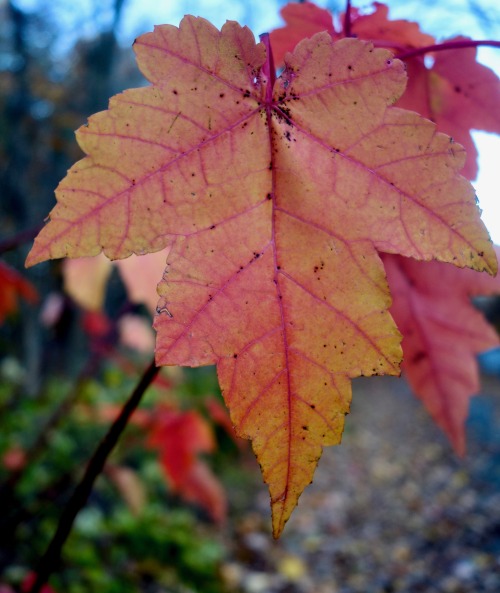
left=0, top=261, right=38, bottom=324
left=383, top=249, right=500, bottom=455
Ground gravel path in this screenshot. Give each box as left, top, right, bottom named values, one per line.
left=222, top=374, right=500, bottom=593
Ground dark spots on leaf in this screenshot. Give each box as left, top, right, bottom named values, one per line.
left=208, top=294, right=213, bottom=301
left=478, top=251, right=484, bottom=257
left=233, top=353, right=238, bottom=358
left=235, top=100, right=240, bottom=105
left=219, top=93, right=225, bottom=98
left=386, top=59, right=392, bottom=66
left=285, top=130, right=291, bottom=141
left=253, top=252, right=261, bottom=259
left=209, top=225, right=216, bottom=230
left=131, top=179, right=136, bottom=185
left=268, top=162, right=273, bottom=170
left=191, top=172, right=196, bottom=177
left=243, top=90, right=251, bottom=98
left=172, top=89, right=178, bottom=95
left=454, top=85, right=462, bottom=93
left=310, top=404, right=316, bottom=409
left=242, top=122, right=248, bottom=129
left=347, top=64, right=353, bottom=70
left=266, top=193, right=272, bottom=200
left=276, top=265, right=281, bottom=270
left=302, top=425, right=309, bottom=431
left=323, top=344, right=327, bottom=348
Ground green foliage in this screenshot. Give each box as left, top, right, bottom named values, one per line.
left=0, top=365, right=230, bottom=593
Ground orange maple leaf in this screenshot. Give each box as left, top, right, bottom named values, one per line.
left=26, top=18, right=496, bottom=535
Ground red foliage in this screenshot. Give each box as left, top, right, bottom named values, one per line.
left=0, top=261, right=38, bottom=324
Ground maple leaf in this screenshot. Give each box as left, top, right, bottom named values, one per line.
left=0, top=261, right=38, bottom=324
left=26, top=18, right=496, bottom=536
left=271, top=2, right=500, bottom=180
left=383, top=248, right=500, bottom=456
left=397, top=37, right=500, bottom=180
left=349, top=2, right=435, bottom=49
left=269, top=2, right=434, bottom=67
left=269, top=2, right=336, bottom=65
left=147, top=408, right=226, bottom=522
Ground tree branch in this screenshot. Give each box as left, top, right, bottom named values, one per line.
left=27, top=358, right=160, bottom=593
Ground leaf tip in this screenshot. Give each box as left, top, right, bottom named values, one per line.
left=25, top=241, right=44, bottom=269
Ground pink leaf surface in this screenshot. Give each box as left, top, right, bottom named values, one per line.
left=397, top=38, right=500, bottom=180
left=270, top=2, right=336, bottom=66
left=383, top=248, right=500, bottom=455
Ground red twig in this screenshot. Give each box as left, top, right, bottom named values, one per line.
left=397, top=39, right=500, bottom=60
left=344, top=0, right=353, bottom=38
